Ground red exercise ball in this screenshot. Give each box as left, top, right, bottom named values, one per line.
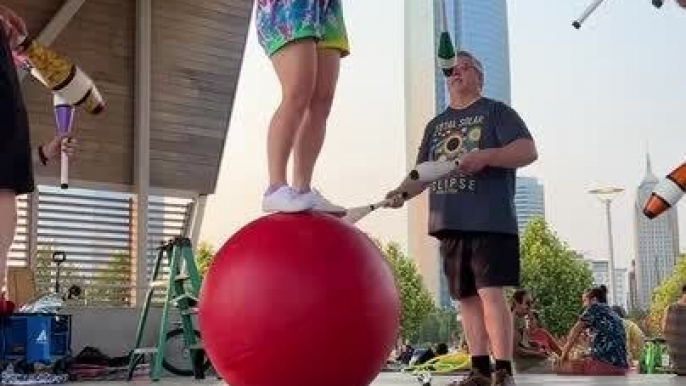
left=198, top=212, right=400, bottom=386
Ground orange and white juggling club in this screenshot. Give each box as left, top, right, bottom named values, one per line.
left=643, top=162, right=686, bottom=219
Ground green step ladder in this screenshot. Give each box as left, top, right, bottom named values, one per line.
left=126, top=236, right=207, bottom=381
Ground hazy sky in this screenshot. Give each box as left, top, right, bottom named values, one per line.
left=200, top=0, right=685, bottom=271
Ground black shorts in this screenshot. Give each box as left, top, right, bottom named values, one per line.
left=438, top=231, right=520, bottom=300
left=0, top=27, right=34, bottom=196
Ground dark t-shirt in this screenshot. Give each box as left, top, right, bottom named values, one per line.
left=416, top=97, right=532, bottom=236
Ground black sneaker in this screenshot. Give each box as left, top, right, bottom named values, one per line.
left=491, top=369, right=516, bottom=386
left=447, top=371, right=492, bottom=386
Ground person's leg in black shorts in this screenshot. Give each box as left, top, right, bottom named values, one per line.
left=0, top=16, right=34, bottom=295
left=441, top=232, right=520, bottom=385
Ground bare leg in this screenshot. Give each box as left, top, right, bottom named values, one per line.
left=479, top=287, right=514, bottom=376
left=267, top=40, right=318, bottom=188
left=292, top=48, right=340, bottom=192
left=479, top=287, right=513, bottom=359
left=459, top=295, right=490, bottom=355
left=0, top=190, right=17, bottom=293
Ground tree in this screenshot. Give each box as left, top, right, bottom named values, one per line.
left=519, top=217, right=595, bottom=337
left=195, top=241, right=216, bottom=278
left=646, top=255, right=686, bottom=335
left=416, top=306, right=461, bottom=346
left=377, top=240, right=436, bottom=343
left=34, top=243, right=130, bottom=305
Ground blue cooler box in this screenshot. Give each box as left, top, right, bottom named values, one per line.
left=0, top=313, right=72, bottom=365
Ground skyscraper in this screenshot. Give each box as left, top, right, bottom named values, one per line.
left=634, top=154, right=681, bottom=310
left=586, top=259, right=629, bottom=310
left=515, top=176, right=545, bottom=234
left=434, top=0, right=512, bottom=110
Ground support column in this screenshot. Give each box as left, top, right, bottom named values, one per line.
left=188, top=195, right=208, bottom=248
left=133, top=0, right=152, bottom=307
left=26, top=191, right=39, bottom=271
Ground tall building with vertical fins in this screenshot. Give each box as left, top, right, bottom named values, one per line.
left=434, top=0, right=512, bottom=111
left=633, top=154, right=680, bottom=310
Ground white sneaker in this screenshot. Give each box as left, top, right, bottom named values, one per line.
left=301, top=189, right=346, bottom=215
left=262, top=186, right=313, bottom=213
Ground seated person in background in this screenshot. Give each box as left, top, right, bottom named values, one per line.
left=396, top=343, right=415, bottom=365
left=558, top=286, right=629, bottom=376
left=663, top=284, right=686, bottom=376
left=611, top=305, right=645, bottom=365
left=511, top=289, right=552, bottom=373
left=528, top=311, right=562, bottom=358
left=415, top=343, right=449, bottom=365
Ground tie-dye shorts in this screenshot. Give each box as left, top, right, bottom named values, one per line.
left=256, top=0, right=349, bottom=58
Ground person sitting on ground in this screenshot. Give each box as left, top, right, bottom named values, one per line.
left=511, top=289, right=552, bottom=373
left=558, top=285, right=629, bottom=376
left=396, top=343, right=415, bottom=365
left=663, top=284, right=686, bottom=376
left=415, top=343, right=450, bottom=365
left=528, top=311, right=562, bottom=358
left=611, top=305, right=645, bottom=366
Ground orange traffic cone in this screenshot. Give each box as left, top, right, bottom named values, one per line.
left=643, top=162, right=686, bottom=219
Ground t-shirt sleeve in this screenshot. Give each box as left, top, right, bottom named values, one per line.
left=415, top=121, right=434, bottom=165
left=493, top=102, right=533, bottom=146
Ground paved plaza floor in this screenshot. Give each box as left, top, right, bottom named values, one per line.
left=66, top=371, right=683, bottom=386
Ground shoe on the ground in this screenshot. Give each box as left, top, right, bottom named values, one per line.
left=262, top=186, right=313, bottom=213
left=301, top=188, right=346, bottom=215
left=448, top=371, right=492, bottom=386
left=491, top=369, right=515, bottom=386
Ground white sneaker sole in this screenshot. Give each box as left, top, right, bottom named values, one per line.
left=262, top=200, right=313, bottom=213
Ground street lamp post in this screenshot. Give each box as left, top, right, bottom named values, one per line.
left=589, top=187, right=624, bottom=306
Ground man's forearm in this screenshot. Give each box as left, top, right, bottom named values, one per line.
left=487, top=138, right=538, bottom=169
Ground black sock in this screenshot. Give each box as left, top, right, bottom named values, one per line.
left=471, top=355, right=492, bottom=376
left=495, top=359, right=513, bottom=376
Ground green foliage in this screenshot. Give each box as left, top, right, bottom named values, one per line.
left=519, top=217, right=594, bottom=337
left=375, top=240, right=436, bottom=343
left=646, top=255, right=686, bottom=335
left=195, top=241, right=216, bottom=278
left=416, top=306, right=461, bottom=346
left=34, top=243, right=130, bottom=305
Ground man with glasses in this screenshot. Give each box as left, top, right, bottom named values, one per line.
left=386, top=51, right=538, bottom=385
left=511, top=290, right=553, bottom=374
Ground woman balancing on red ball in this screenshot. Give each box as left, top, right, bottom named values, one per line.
left=256, top=0, right=349, bottom=215
left=0, top=6, right=76, bottom=299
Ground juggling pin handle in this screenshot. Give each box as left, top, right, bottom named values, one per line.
left=60, top=151, right=69, bottom=189
left=573, top=0, right=607, bottom=29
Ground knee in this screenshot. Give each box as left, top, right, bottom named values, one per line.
left=282, top=83, right=315, bottom=115
left=308, top=88, right=335, bottom=121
